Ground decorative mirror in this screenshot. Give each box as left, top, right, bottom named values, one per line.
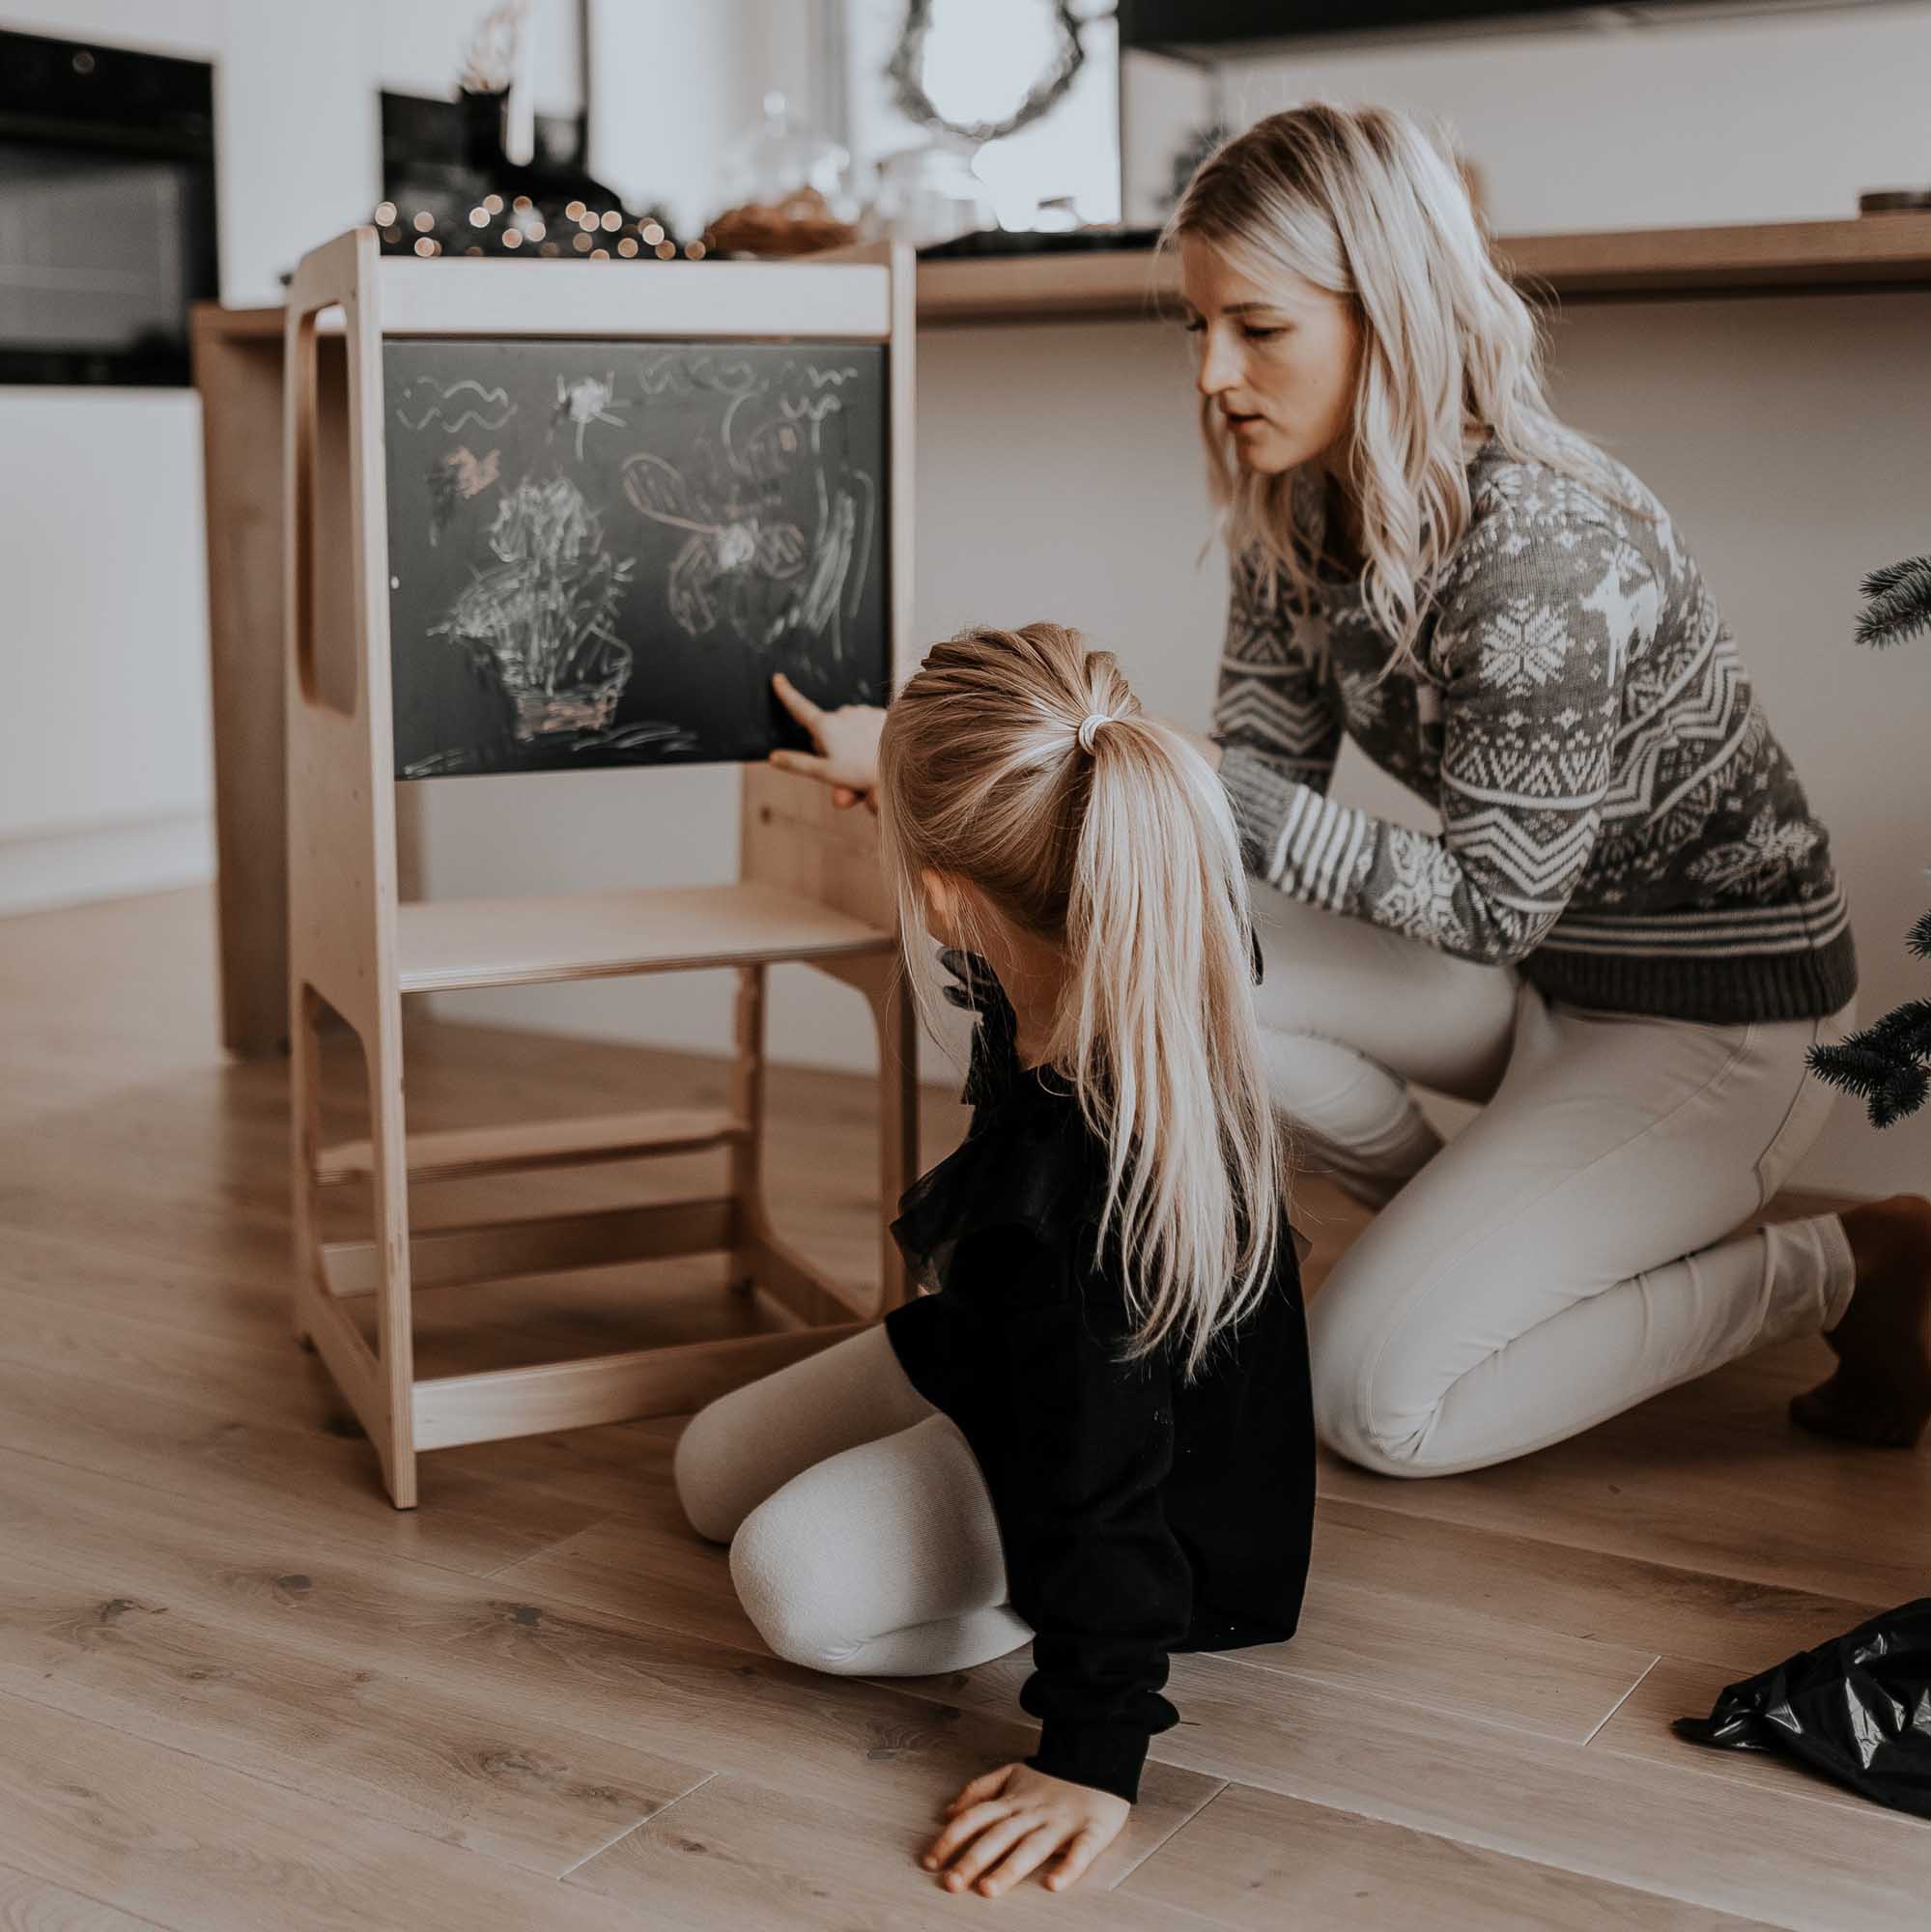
left=885, top=0, right=1088, bottom=147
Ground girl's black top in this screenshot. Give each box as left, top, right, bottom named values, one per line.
left=882, top=953, right=1315, bottom=1805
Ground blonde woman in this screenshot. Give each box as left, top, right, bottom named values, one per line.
left=676, top=626, right=1315, bottom=1897
left=767, top=102, right=1931, bottom=1468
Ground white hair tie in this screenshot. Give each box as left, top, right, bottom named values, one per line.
left=1075, top=712, right=1113, bottom=753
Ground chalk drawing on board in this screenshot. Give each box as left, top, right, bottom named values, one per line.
left=553, top=372, right=628, bottom=460
left=400, top=747, right=475, bottom=778
left=383, top=336, right=889, bottom=779
left=618, top=355, right=876, bottom=660
left=429, top=475, right=639, bottom=742
left=393, top=376, right=517, bottom=434
left=424, top=445, right=500, bottom=547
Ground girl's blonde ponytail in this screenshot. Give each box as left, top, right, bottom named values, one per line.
left=878, top=623, right=1285, bottom=1379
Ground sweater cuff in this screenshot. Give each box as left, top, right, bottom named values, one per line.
left=1027, top=1720, right=1150, bottom=1804
left=1216, top=744, right=1302, bottom=879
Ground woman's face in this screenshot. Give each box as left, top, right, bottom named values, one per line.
left=1179, top=239, right=1361, bottom=477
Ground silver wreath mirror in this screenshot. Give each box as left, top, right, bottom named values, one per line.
left=886, top=0, right=1088, bottom=147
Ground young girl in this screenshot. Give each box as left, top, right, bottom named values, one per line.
left=673, top=622, right=1314, bottom=1900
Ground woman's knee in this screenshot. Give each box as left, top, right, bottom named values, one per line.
left=728, top=1488, right=871, bottom=1673
left=1308, top=1296, right=1454, bottom=1479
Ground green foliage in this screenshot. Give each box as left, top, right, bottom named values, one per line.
left=1810, top=998, right=1931, bottom=1127
left=1856, top=554, right=1931, bottom=647
left=1808, top=556, right=1931, bottom=1125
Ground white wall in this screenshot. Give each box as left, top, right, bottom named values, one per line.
left=2, top=0, right=219, bottom=915
left=0, top=388, right=212, bottom=907
left=589, top=0, right=771, bottom=238
left=0, top=0, right=589, bottom=917
left=1220, top=1, right=1931, bottom=234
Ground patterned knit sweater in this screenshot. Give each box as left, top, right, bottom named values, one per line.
left=1213, top=436, right=1857, bottom=1025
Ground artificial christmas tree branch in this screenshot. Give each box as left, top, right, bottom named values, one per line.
left=1807, top=556, right=1931, bottom=1123
left=1855, top=554, right=1931, bottom=647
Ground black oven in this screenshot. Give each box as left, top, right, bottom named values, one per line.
left=0, top=27, right=217, bottom=386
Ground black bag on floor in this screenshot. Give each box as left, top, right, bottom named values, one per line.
left=1674, top=1598, right=1931, bottom=1819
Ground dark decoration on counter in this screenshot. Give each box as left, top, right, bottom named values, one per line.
left=1806, top=554, right=1931, bottom=1125
left=374, top=85, right=690, bottom=264
left=887, top=0, right=1087, bottom=147
left=1860, top=190, right=1931, bottom=213
left=1675, top=1599, right=1931, bottom=1818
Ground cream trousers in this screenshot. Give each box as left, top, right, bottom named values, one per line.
left=1252, top=883, right=1860, bottom=1477
left=672, top=1324, right=1031, bottom=1676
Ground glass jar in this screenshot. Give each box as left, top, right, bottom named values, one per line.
left=870, top=136, right=996, bottom=248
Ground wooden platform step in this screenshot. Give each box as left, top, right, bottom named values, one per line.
left=319, top=1198, right=738, bottom=1296
left=317, top=1106, right=743, bottom=1185
left=396, top=882, right=892, bottom=995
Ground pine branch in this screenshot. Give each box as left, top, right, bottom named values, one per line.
left=1857, top=556, right=1931, bottom=647
left=1809, top=1038, right=1900, bottom=1096
left=1869, top=1066, right=1928, bottom=1128
left=1810, top=1037, right=1931, bottom=1127
left=1866, top=998, right=1931, bottom=1060
left=1860, top=555, right=1923, bottom=599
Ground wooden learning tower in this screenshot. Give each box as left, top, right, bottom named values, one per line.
left=282, top=227, right=918, bottom=1506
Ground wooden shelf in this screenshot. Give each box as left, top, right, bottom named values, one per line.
left=914, top=213, right=1931, bottom=323
left=316, top=1105, right=744, bottom=1185
left=199, top=216, right=1931, bottom=351
left=395, top=882, right=892, bottom=996
left=1497, top=212, right=1931, bottom=300
left=917, top=247, right=1177, bottom=324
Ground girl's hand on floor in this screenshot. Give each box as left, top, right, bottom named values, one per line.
left=768, top=672, right=884, bottom=811
left=921, top=1762, right=1128, bottom=1898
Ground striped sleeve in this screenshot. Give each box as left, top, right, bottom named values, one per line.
left=1244, top=523, right=1649, bottom=966
left=1210, top=548, right=1344, bottom=875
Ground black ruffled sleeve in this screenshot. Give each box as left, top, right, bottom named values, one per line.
left=883, top=946, right=1208, bottom=1802
left=954, top=1223, right=1192, bottom=1803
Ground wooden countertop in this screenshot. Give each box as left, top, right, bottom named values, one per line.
left=194, top=213, right=1931, bottom=344
left=916, top=213, right=1931, bottom=322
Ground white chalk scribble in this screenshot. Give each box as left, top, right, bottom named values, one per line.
left=553, top=371, right=628, bottom=461
left=432, top=475, right=636, bottom=742
left=618, top=358, right=875, bottom=658
left=393, top=376, right=516, bottom=434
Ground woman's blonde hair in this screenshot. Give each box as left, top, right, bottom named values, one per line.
left=878, top=622, right=1284, bottom=1382
left=1168, top=101, right=1643, bottom=666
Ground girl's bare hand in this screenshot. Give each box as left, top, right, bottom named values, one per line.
left=921, top=1762, right=1128, bottom=1898
left=768, top=672, right=885, bottom=811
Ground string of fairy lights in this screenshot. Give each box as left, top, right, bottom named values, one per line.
left=372, top=194, right=707, bottom=262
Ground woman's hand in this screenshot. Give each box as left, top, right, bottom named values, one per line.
left=768, top=672, right=885, bottom=811
left=921, top=1761, right=1128, bottom=1898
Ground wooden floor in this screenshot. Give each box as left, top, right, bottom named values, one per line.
left=2, top=886, right=1928, bottom=1931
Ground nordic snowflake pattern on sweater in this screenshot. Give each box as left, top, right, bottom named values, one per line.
left=1212, top=437, right=1856, bottom=1025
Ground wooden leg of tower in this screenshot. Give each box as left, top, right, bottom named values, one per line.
left=727, top=963, right=767, bottom=1298
left=365, top=1005, right=418, bottom=1509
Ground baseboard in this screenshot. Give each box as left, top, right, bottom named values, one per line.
left=0, top=808, right=216, bottom=919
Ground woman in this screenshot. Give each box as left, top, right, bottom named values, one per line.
left=771, top=102, right=1931, bottom=1471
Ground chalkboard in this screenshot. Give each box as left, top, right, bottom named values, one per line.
left=381, top=338, right=890, bottom=780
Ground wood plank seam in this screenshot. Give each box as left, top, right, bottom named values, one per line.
left=1579, top=1654, right=1662, bottom=1747
left=554, top=1771, right=724, bottom=1881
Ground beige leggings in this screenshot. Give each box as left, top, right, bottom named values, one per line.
left=673, top=1324, right=1032, bottom=1676
left=1253, top=883, right=1860, bottom=1477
